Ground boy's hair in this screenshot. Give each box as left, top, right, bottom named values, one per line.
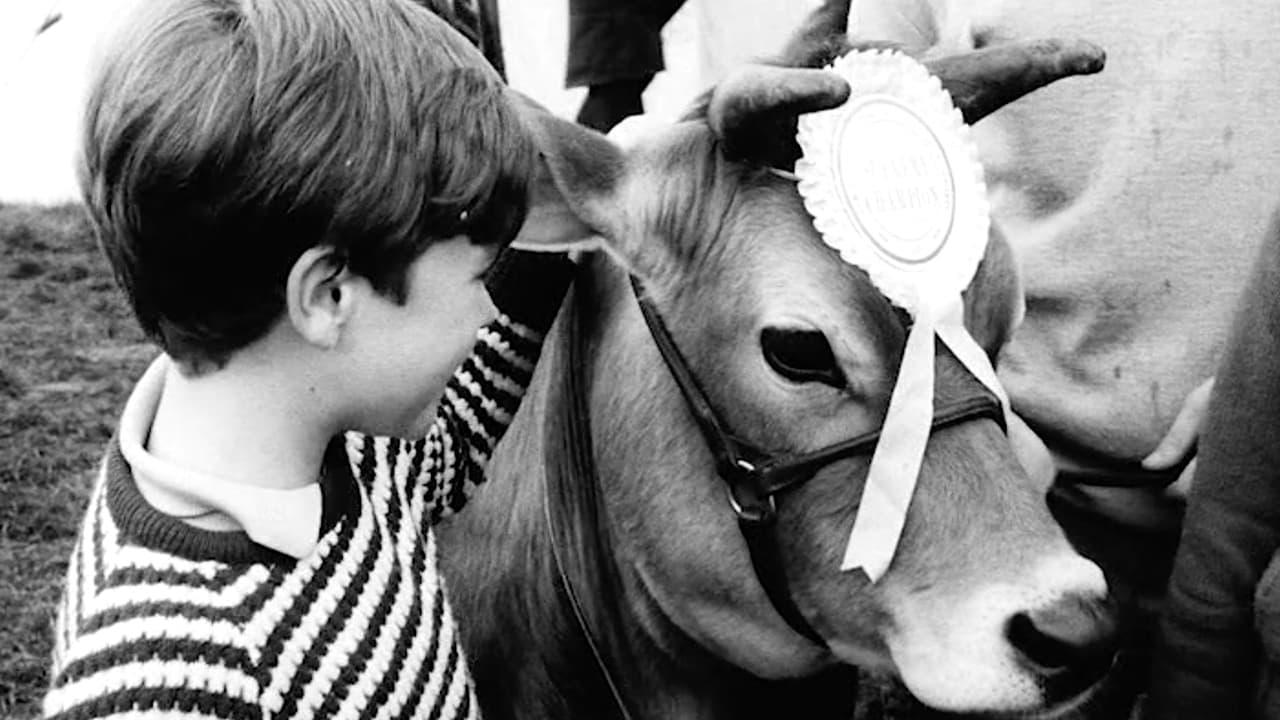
left=80, top=0, right=535, bottom=371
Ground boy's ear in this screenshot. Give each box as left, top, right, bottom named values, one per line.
left=509, top=92, right=630, bottom=255
left=286, top=246, right=352, bottom=349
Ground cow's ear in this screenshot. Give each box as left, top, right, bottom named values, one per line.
left=963, top=223, right=1024, bottom=359
left=509, top=93, right=628, bottom=254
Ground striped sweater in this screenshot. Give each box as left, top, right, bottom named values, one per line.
left=44, top=250, right=574, bottom=720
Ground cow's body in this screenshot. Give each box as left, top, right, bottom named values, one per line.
left=437, top=5, right=1119, bottom=717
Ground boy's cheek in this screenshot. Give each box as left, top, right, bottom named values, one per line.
left=457, top=286, right=497, bottom=358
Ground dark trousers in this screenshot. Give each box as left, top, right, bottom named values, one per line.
left=566, top=0, right=686, bottom=87
left=414, top=0, right=506, bottom=79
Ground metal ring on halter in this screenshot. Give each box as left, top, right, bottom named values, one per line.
left=726, top=459, right=778, bottom=524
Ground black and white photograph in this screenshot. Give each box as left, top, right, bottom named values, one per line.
left=2, top=1, right=1277, bottom=718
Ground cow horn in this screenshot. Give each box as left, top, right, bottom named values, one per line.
left=708, top=37, right=1103, bottom=169
left=707, top=65, right=850, bottom=167
left=925, top=38, right=1105, bottom=124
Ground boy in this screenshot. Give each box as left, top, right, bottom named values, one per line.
left=42, top=0, right=572, bottom=718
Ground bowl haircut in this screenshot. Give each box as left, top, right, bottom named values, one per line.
left=79, top=0, right=535, bottom=372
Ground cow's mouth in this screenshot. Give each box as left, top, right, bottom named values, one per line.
left=985, top=652, right=1124, bottom=720
left=1016, top=680, right=1105, bottom=720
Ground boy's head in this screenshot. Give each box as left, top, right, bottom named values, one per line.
left=80, top=0, right=534, bottom=375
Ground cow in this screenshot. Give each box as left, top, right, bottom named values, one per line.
left=436, top=3, right=1117, bottom=718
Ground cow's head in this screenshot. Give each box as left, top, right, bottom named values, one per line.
left=511, top=7, right=1112, bottom=715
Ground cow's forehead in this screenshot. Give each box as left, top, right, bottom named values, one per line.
left=731, top=178, right=906, bottom=371
left=620, top=124, right=905, bottom=379
left=624, top=125, right=892, bottom=313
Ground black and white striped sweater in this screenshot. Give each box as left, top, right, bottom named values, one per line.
left=44, top=251, right=574, bottom=720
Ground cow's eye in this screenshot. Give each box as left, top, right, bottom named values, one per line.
left=760, top=327, right=846, bottom=388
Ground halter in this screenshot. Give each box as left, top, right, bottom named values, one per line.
left=543, top=269, right=1007, bottom=718
left=629, top=275, right=1006, bottom=646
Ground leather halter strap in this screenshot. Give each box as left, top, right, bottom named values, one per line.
left=544, top=285, right=635, bottom=720
left=629, top=276, right=1006, bottom=648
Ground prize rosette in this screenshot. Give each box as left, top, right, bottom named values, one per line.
left=795, top=49, right=990, bottom=311
left=794, top=49, right=1007, bottom=582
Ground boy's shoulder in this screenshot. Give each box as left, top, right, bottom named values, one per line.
left=45, top=457, right=271, bottom=718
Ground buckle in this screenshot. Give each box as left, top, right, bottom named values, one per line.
left=725, top=459, right=777, bottom=524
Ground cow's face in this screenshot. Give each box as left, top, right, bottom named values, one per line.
left=511, top=36, right=1115, bottom=717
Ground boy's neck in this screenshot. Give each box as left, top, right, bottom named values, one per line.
left=147, top=350, right=338, bottom=493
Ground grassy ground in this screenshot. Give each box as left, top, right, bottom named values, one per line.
left=0, top=203, right=154, bottom=719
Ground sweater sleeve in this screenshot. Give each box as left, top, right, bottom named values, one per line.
left=1148, top=212, right=1280, bottom=718
left=348, top=249, right=574, bottom=526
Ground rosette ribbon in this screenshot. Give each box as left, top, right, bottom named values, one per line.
left=795, top=49, right=1012, bottom=582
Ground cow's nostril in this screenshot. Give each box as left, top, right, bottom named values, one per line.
left=1006, top=595, right=1119, bottom=698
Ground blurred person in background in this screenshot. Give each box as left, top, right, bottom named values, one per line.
left=563, top=0, right=815, bottom=130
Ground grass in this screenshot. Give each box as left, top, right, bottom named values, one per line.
left=0, top=202, right=154, bottom=718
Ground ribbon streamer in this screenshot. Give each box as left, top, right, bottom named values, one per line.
left=841, top=300, right=938, bottom=578
left=840, top=295, right=1009, bottom=580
